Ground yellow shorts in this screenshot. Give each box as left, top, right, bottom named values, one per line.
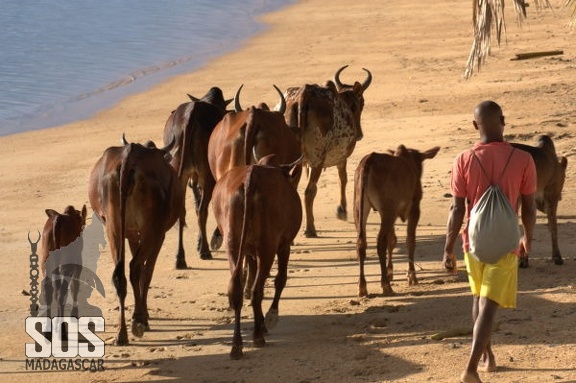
left=464, top=252, right=518, bottom=308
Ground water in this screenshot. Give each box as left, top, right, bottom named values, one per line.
left=0, top=0, right=294, bottom=137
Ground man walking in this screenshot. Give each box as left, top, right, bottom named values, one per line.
left=443, top=100, right=537, bottom=383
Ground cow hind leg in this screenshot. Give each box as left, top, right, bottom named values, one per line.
left=197, top=182, right=214, bottom=260
left=546, top=201, right=563, bottom=265
left=377, top=216, right=395, bottom=296
left=251, top=253, right=273, bottom=348
left=386, top=230, right=397, bottom=282
left=265, top=244, right=290, bottom=330
left=406, top=205, right=421, bottom=285
left=112, top=260, right=129, bottom=345
left=304, top=167, right=323, bottom=237
left=228, top=265, right=245, bottom=360
left=336, top=160, right=348, bottom=221
left=175, top=212, right=188, bottom=270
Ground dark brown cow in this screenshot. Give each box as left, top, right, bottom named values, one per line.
left=282, top=65, right=372, bottom=237
left=212, top=155, right=302, bottom=359
left=40, top=204, right=87, bottom=318
left=208, top=85, right=302, bottom=249
left=511, top=135, right=568, bottom=267
left=163, top=87, right=231, bottom=268
left=354, top=145, right=440, bottom=297
left=88, top=136, right=183, bottom=345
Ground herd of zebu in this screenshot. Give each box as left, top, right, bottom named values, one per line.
left=40, top=66, right=568, bottom=359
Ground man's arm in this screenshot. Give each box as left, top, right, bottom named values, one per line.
left=443, top=196, right=465, bottom=272
left=519, top=193, right=536, bottom=257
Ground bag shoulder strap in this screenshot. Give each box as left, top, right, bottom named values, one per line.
left=470, top=147, right=516, bottom=186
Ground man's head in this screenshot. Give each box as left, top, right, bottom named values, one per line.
left=473, top=100, right=505, bottom=142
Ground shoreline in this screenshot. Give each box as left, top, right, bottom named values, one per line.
left=0, top=0, right=296, bottom=138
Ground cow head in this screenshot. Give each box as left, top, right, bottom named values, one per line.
left=234, top=85, right=286, bottom=114
left=187, top=86, right=233, bottom=114
left=333, top=65, right=372, bottom=142
left=121, top=133, right=176, bottom=161
left=394, top=145, right=441, bottom=177
left=256, top=153, right=303, bottom=188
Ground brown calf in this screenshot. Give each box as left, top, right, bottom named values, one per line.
left=211, top=155, right=302, bottom=359
left=354, top=145, right=440, bottom=296
left=511, top=135, right=568, bottom=266
left=88, top=136, right=183, bottom=345
left=40, top=204, right=87, bottom=318
left=163, top=87, right=231, bottom=268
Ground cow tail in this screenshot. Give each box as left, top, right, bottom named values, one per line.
left=244, top=109, right=258, bottom=165
left=356, top=155, right=372, bottom=249
left=118, top=145, right=133, bottom=270
left=178, top=103, right=197, bottom=179
left=52, top=215, right=62, bottom=251
left=236, top=167, right=255, bottom=273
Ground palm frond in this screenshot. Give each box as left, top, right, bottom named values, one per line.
left=464, top=0, right=529, bottom=79
left=567, top=0, right=576, bottom=27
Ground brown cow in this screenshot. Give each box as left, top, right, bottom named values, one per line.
left=163, top=87, right=231, bottom=268
left=282, top=65, right=372, bottom=237
left=208, top=85, right=302, bottom=250
left=211, top=155, right=302, bottom=359
left=354, top=145, right=440, bottom=297
left=511, top=135, right=568, bottom=267
left=40, top=204, right=87, bottom=318
left=88, top=136, right=183, bottom=345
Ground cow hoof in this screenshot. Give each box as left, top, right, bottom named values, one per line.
left=304, top=229, right=318, bottom=238
left=131, top=321, right=145, bottom=338
left=407, top=273, right=418, bottom=286
left=553, top=257, right=564, bottom=266
left=336, top=206, right=347, bottom=221
left=382, top=286, right=395, bottom=296
left=519, top=257, right=530, bottom=269
left=114, top=335, right=129, bottom=346
left=265, top=308, right=279, bottom=329
left=253, top=337, right=266, bottom=348
left=200, top=251, right=213, bottom=260
left=230, top=346, right=243, bottom=360
left=210, top=234, right=223, bottom=251
left=175, top=258, right=188, bottom=270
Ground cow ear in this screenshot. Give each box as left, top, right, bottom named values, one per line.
left=45, top=209, right=59, bottom=219
left=560, top=156, right=568, bottom=170
left=423, top=146, right=441, bottom=159
left=353, top=82, right=363, bottom=94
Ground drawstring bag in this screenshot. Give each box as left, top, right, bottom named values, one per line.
left=468, top=148, right=520, bottom=264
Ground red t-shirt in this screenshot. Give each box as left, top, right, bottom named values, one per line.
left=451, top=141, right=537, bottom=253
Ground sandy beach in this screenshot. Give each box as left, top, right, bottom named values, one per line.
left=1, top=0, right=576, bottom=382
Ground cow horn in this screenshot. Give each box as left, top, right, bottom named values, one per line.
left=121, top=133, right=129, bottom=146
left=187, top=93, right=199, bottom=102
left=252, top=146, right=259, bottom=162
left=361, top=67, right=372, bottom=91
left=161, top=134, right=176, bottom=153
left=273, top=84, right=286, bottom=115
left=334, top=65, right=350, bottom=88
left=234, top=84, right=244, bottom=112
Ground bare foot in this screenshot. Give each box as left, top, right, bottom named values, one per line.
left=460, top=371, right=482, bottom=383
